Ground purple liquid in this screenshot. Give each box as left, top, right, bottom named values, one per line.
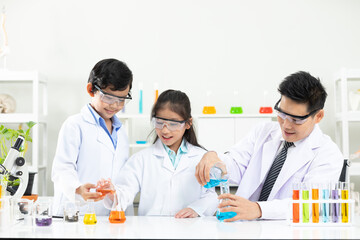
left=36, top=217, right=52, bottom=226
left=331, top=189, right=340, bottom=223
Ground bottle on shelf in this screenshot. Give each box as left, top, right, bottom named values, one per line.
left=230, top=90, right=243, bottom=114
left=202, top=90, right=216, bottom=114
left=259, top=90, right=273, bottom=114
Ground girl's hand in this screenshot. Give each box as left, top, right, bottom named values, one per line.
left=175, top=208, right=199, bottom=218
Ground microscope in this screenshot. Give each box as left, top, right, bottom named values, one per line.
left=0, top=135, right=29, bottom=198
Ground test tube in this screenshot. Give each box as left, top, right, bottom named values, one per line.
left=341, top=182, right=349, bottom=223
left=312, top=183, right=319, bottom=223
left=331, top=182, right=340, bottom=223
left=321, top=182, right=330, bottom=223
left=292, top=182, right=300, bottom=223
left=301, top=182, right=310, bottom=223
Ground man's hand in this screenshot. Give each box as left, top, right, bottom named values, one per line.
left=195, top=151, right=222, bottom=186
left=218, top=193, right=262, bottom=222
left=175, top=208, right=199, bottom=218
left=75, top=183, right=103, bottom=202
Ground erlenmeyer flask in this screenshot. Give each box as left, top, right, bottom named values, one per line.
left=83, top=199, right=97, bottom=225
left=109, top=193, right=126, bottom=223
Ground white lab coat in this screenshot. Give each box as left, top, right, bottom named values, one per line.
left=51, top=104, right=129, bottom=216
left=105, top=139, right=218, bottom=216
left=220, top=121, right=343, bottom=219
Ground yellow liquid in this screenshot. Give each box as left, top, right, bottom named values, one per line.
left=83, top=213, right=97, bottom=225
left=341, top=189, right=349, bottom=223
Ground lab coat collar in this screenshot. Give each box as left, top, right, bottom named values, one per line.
left=152, top=138, right=199, bottom=173
left=268, top=124, right=323, bottom=199
left=81, top=104, right=115, bottom=153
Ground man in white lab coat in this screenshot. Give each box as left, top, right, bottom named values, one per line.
left=195, top=71, right=343, bottom=221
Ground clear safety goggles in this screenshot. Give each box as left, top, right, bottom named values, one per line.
left=274, top=99, right=320, bottom=125
left=94, top=85, right=132, bottom=106
left=152, top=116, right=186, bottom=131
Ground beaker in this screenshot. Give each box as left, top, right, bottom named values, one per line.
left=35, top=199, right=52, bottom=226
left=83, top=199, right=97, bottom=225
left=63, top=200, right=80, bottom=222
left=10, top=198, right=34, bottom=226
left=109, top=194, right=126, bottom=223
left=216, top=180, right=237, bottom=221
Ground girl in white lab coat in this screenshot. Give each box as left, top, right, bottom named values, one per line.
left=99, top=90, right=218, bottom=217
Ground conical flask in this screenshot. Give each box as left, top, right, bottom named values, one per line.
left=83, top=199, right=97, bottom=225
left=204, top=162, right=228, bottom=188
left=109, top=193, right=126, bottom=223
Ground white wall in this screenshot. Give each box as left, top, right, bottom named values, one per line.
left=2, top=0, right=360, bottom=195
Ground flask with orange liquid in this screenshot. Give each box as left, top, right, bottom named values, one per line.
left=83, top=199, right=97, bottom=225
left=109, top=194, right=126, bottom=223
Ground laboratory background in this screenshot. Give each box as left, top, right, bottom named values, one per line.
left=1, top=0, right=360, bottom=198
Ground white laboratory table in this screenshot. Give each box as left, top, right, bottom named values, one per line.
left=1, top=216, right=360, bottom=239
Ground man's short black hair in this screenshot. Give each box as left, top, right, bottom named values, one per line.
left=278, top=71, right=327, bottom=113
left=88, top=58, right=133, bottom=93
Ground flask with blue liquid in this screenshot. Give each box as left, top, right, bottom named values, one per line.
left=203, top=162, right=237, bottom=221
left=203, top=162, right=228, bottom=188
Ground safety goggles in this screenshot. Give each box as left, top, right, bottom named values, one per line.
left=94, top=85, right=132, bottom=106
left=274, top=99, right=320, bottom=125
left=152, top=116, right=186, bottom=131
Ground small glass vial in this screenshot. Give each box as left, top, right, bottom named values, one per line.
left=83, top=199, right=97, bottom=225
left=204, top=162, right=228, bottom=188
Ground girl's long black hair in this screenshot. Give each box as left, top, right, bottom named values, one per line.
left=150, top=89, right=205, bottom=150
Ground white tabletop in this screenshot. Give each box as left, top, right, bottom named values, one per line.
left=1, top=216, right=360, bottom=239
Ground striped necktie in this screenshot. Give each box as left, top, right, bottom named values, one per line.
left=258, top=141, right=294, bottom=201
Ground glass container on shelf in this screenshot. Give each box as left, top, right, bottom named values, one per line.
left=259, top=90, right=273, bottom=114
left=230, top=90, right=243, bottom=114
left=202, top=90, right=216, bottom=114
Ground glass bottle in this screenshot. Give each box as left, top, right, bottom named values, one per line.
left=204, top=162, right=228, bottom=188
left=83, top=199, right=97, bottom=225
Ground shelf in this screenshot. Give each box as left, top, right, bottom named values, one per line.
left=129, top=143, right=151, bottom=148
left=334, top=69, right=360, bottom=81
left=193, top=114, right=277, bottom=119
left=0, top=113, right=47, bottom=123
left=335, top=111, right=360, bottom=122
left=0, top=70, right=46, bottom=83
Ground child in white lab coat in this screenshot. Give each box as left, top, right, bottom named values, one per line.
left=51, top=59, right=133, bottom=216
left=99, top=90, right=218, bottom=217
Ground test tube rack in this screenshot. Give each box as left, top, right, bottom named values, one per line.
left=288, top=198, right=355, bottom=226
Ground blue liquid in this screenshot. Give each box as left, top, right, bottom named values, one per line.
left=322, top=189, right=330, bottom=223
left=204, top=179, right=227, bottom=188
left=216, top=211, right=237, bottom=221
left=139, top=90, right=143, bottom=114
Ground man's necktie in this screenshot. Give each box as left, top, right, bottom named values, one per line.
left=258, top=141, right=294, bottom=201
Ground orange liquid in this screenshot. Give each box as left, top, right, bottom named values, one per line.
left=96, top=189, right=114, bottom=195
left=292, top=190, right=299, bottom=223
left=202, top=106, right=216, bottom=114
left=155, top=90, right=159, bottom=103
left=312, top=188, right=319, bottom=223
left=83, top=213, right=97, bottom=225
left=109, top=210, right=126, bottom=223
left=293, top=203, right=299, bottom=223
